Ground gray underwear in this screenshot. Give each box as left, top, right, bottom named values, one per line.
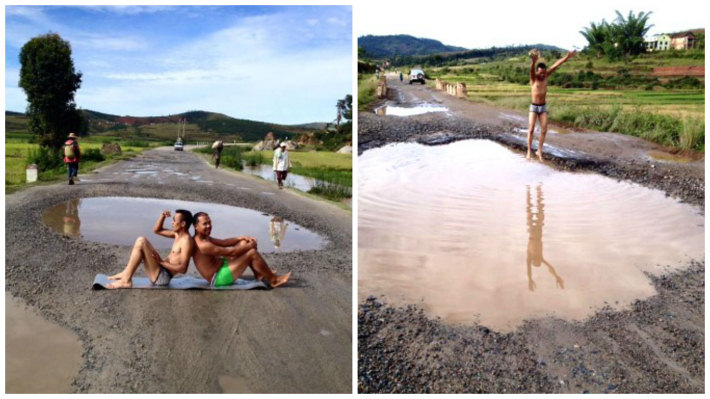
left=529, top=103, right=547, bottom=115
left=153, top=266, right=172, bottom=286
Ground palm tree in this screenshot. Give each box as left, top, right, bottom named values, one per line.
left=613, top=10, right=654, bottom=58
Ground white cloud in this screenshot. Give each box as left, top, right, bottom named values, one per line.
left=85, top=6, right=175, bottom=16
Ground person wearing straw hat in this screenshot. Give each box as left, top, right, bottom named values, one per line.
left=63, top=132, right=81, bottom=185
left=273, top=141, right=292, bottom=189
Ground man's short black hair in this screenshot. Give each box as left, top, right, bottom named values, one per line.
left=536, top=62, right=547, bottom=70
left=193, top=211, right=208, bottom=227
left=175, top=209, right=193, bottom=230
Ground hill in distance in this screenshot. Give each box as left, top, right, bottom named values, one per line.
left=359, top=34, right=467, bottom=58
left=7, top=110, right=321, bottom=143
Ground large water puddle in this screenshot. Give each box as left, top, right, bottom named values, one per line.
left=375, top=104, right=448, bottom=117
left=359, top=140, right=704, bottom=331
left=5, top=293, right=83, bottom=393
left=43, top=197, right=325, bottom=253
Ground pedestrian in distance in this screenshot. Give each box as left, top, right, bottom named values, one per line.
left=63, top=132, right=81, bottom=185
left=272, top=142, right=292, bottom=189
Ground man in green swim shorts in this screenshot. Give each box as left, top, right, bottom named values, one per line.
left=192, top=212, right=292, bottom=288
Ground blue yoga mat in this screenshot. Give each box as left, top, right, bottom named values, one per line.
left=92, top=274, right=268, bottom=290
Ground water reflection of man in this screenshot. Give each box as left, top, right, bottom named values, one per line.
left=107, top=210, right=195, bottom=289
left=269, top=216, right=288, bottom=250
left=62, top=198, right=81, bottom=238
left=526, top=184, right=564, bottom=291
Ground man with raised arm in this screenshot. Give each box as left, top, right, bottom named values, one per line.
left=192, top=212, right=291, bottom=288
left=527, top=49, right=576, bottom=161
left=107, top=209, right=195, bottom=289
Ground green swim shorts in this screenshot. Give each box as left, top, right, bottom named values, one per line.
left=211, top=257, right=235, bottom=287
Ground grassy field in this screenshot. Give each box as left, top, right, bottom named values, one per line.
left=358, top=73, right=379, bottom=110
left=426, top=52, right=705, bottom=150
left=5, top=136, right=154, bottom=188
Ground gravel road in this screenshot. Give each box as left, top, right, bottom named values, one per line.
left=5, top=147, right=352, bottom=393
left=357, top=75, right=704, bottom=393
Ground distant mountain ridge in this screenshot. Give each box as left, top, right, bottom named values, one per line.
left=7, top=110, right=322, bottom=142
left=359, top=34, right=467, bottom=58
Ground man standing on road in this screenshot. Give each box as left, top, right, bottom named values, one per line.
left=273, top=142, right=291, bottom=189
left=212, top=140, right=224, bottom=168
left=191, top=212, right=291, bottom=288
left=527, top=49, right=575, bottom=161
left=107, top=210, right=195, bottom=289
left=63, top=132, right=81, bottom=185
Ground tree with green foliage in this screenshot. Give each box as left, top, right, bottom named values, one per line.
left=580, top=10, right=653, bottom=61
left=19, top=33, right=83, bottom=149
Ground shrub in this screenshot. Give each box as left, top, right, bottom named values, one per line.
left=244, top=151, right=265, bottom=167
left=81, top=148, right=106, bottom=162
left=27, top=146, right=63, bottom=172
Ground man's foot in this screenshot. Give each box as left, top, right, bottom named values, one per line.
left=526, top=150, right=532, bottom=160
left=68, top=178, right=74, bottom=185
left=107, top=272, right=125, bottom=280
left=107, top=279, right=133, bottom=289
left=270, top=272, right=292, bottom=288
left=536, top=150, right=544, bottom=162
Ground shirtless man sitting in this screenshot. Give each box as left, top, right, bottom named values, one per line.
left=107, top=209, right=195, bottom=289
left=527, top=49, right=575, bottom=161
left=192, top=212, right=291, bottom=288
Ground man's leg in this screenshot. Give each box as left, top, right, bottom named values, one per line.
left=226, top=248, right=291, bottom=287
left=526, top=112, right=537, bottom=160
left=107, top=236, right=162, bottom=288
left=537, top=113, right=548, bottom=161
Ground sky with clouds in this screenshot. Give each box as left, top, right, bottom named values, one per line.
left=5, top=5, right=352, bottom=124
left=356, top=0, right=708, bottom=51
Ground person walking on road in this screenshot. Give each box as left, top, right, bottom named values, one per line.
left=63, top=132, right=81, bottom=185
left=272, top=142, right=292, bottom=189
left=212, top=140, right=224, bottom=168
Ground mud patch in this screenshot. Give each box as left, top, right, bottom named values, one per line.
left=42, top=197, right=326, bottom=253
left=5, top=293, right=83, bottom=393
left=359, top=140, right=704, bottom=331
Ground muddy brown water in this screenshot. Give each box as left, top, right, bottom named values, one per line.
left=358, top=140, right=704, bottom=332
left=5, top=293, right=83, bottom=393
left=42, top=197, right=325, bottom=253
left=375, top=104, right=448, bottom=116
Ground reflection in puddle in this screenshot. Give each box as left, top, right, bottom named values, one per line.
left=42, top=197, right=325, bottom=253
left=526, top=184, right=564, bottom=291
left=5, top=293, right=82, bottom=393
left=375, top=104, right=448, bottom=116
left=358, top=140, right=704, bottom=331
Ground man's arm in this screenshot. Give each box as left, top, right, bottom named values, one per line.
left=160, top=237, right=193, bottom=275
left=196, top=237, right=256, bottom=258
left=546, top=51, right=576, bottom=76
left=209, top=236, right=253, bottom=247
left=153, top=210, right=175, bottom=238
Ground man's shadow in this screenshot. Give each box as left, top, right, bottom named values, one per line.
left=526, top=184, right=564, bottom=291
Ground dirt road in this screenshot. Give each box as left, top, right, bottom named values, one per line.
left=358, top=75, right=704, bottom=393
left=5, top=147, right=351, bottom=393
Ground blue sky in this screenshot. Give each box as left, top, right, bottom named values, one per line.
left=357, top=0, right=708, bottom=50
left=5, top=5, right=352, bottom=124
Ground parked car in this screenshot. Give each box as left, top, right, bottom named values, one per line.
left=409, top=68, right=425, bottom=84
left=174, top=139, right=184, bottom=151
